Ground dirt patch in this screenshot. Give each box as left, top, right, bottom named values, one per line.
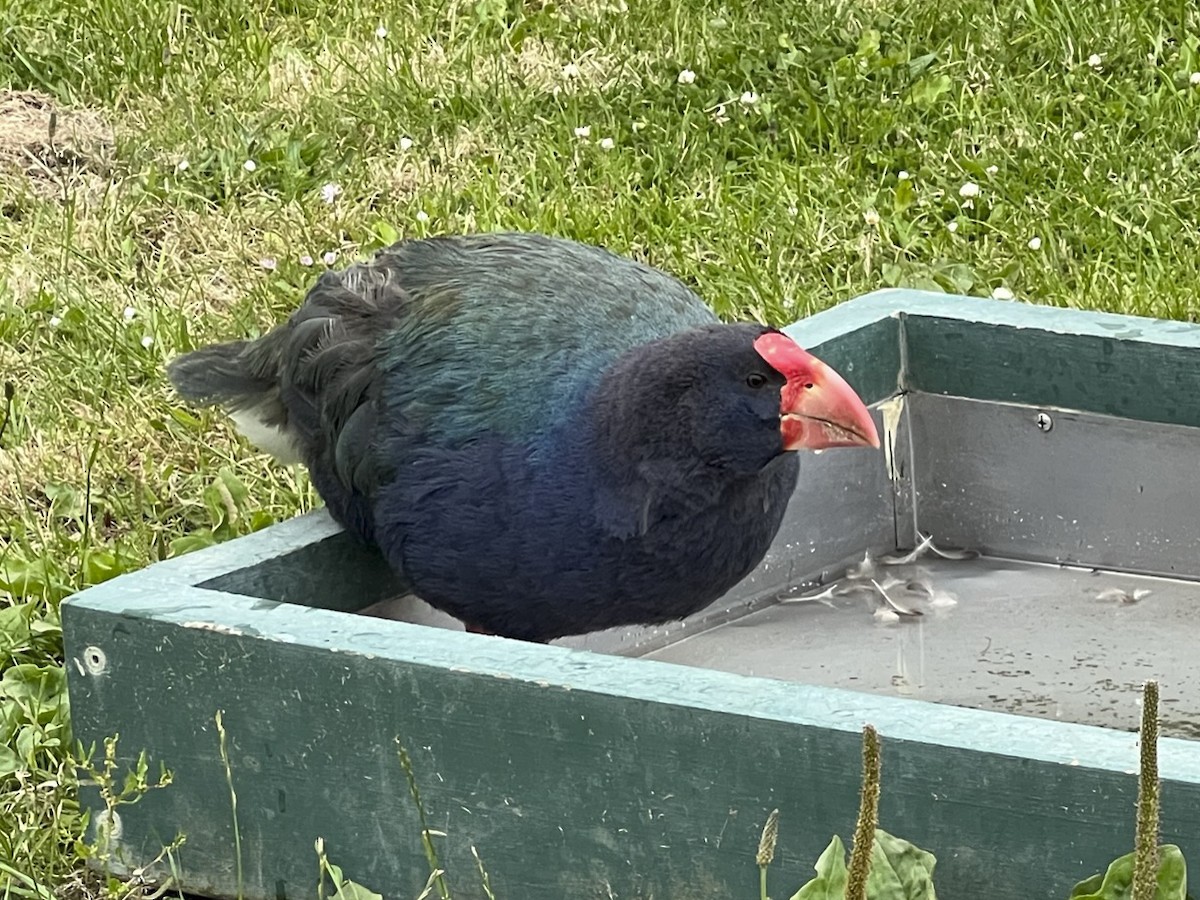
left=0, top=89, right=114, bottom=199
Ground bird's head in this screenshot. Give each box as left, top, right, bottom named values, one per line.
left=643, top=323, right=881, bottom=474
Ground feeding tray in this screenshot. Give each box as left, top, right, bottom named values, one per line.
left=63, top=289, right=1200, bottom=900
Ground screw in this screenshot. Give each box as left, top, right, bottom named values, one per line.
left=83, top=645, right=108, bottom=675
left=1035, top=412, right=1053, bottom=433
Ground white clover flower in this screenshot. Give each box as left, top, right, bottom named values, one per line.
left=1191, top=72, right=1200, bottom=86
left=322, top=250, right=338, bottom=265
left=375, top=25, right=388, bottom=39
left=959, top=181, right=981, bottom=199
left=299, top=254, right=314, bottom=267
left=985, top=165, right=998, bottom=175
left=677, top=69, right=696, bottom=85
left=399, top=136, right=414, bottom=151
left=864, top=208, right=881, bottom=226
left=739, top=90, right=759, bottom=105
left=49, top=315, right=62, bottom=328
left=1072, top=130, right=1085, bottom=141
left=122, top=306, right=136, bottom=322
left=991, top=285, right=1015, bottom=301
left=415, top=210, right=430, bottom=223
left=243, top=159, right=257, bottom=173
left=599, top=137, right=615, bottom=150
left=320, top=183, right=342, bottom=204
left=898, top=170, right=910, bottom=180
left=176, top=159, right=189, bottom=172
left=141, top=335, right=154, bottom=348
left=573, top=125, right=591, bottom=138
left=947, top=221, right=959, bottom=233
left=562, top=63, right=581, bottom=79
left=1088, top=53, right=1103, bottom=69
left=1028, top=236, right=1042, bottom=250
left=258, top=257, right=277, bottom=271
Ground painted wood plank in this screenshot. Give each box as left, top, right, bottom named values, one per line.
left=64, top=589, right=1200, bottom=900
left=903, top=314, right=1200, bottom=428
left=827, top=288, right=1200, bottom=351
left=805, top=287, right=1200, bottom=427
left=198, top=528, right=406, bottom=613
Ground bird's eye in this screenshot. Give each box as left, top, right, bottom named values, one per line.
left=745, top=373, right=768, bottom=389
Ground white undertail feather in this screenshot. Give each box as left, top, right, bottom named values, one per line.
left=228, top=409, right=303, bottom=464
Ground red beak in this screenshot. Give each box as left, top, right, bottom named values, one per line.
left=779, top=355, right=881, bottom=451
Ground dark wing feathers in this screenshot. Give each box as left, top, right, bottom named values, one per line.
left=167, top=232, right=719, bottom=531
left=167, top=265, right=406, bottom=511
left=165, top=339, right=276, bottom=409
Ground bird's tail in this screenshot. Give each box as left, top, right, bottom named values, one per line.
left=166, top=339, right=301, bottom=463
left=167, top=340, right=272, bottom=405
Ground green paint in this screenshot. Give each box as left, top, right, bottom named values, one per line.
left=199, top=529, right=403, bottom=613
left=805, top=289, right=1200, bottom=427
left=785, top=315, right=901, bottom=407
left=903, top=316, right=1200, bottom=428
left=62, top=593, right=1200, bottom=900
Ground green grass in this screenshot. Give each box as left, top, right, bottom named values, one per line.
left=2, top=0, right=1200, bottom=893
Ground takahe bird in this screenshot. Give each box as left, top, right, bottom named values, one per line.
left=167, top=232, right=880, bottom=642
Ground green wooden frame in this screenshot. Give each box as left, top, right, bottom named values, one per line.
left=63, top=290, right=1200, bottom=900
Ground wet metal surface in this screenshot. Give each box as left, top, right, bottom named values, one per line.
left=643, top=556, right=1200, bottom=738
left=908, top=393, right=1200, bottom=578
